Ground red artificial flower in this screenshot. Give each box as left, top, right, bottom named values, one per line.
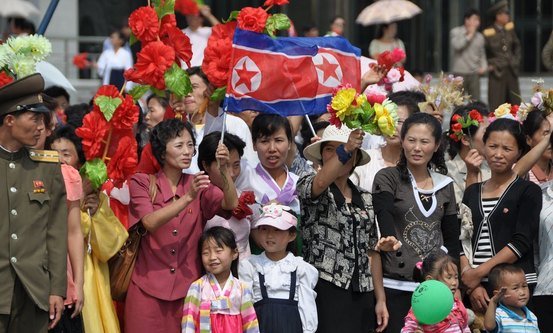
left=449, top=133, right=459, bottom=141
left=124, top=41, right=175, bottom=90
left=232, top=191, right=256, bottom=220
left=376, top=48, right=406, bottom=71
left=128, top=6, right=160, bottom=43
left=0, top=71, right=14, bottom=88
left=237, top=7, right=268, bottom=33
left=263, top=0, right=289, bottom=6
left=469, top=109, right=483, bottom=122
left=160, top=14, right=177, bottom=37
left=366, top=93, right=386, bottom=105
left=94, top=85, right=120, bottom=100
left=162, top=26, right=192, bottom=67
left=174, top=0, right=199, bottom=16
left=76, top=110, right=109, bottom=160
left=451, top=122, right=463, bottom=133
left=112, top=95, right=139, bottom=130
left=452, top=114, right=462, bottom=122
left=72, top=52, right=90, bottom=70
left=107, top=136, right=138, bottom=187
left=397, top=66, right=405, bottom=82
left=328, top=107, right=342, bottom=128
left=202, top=21, right=237, bottom=88
left=510, top=104, right=519, bottom=116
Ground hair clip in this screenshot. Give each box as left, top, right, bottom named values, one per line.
left=415, top=261, right=423, bottom=270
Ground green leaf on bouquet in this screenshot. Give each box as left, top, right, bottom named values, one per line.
left=210, top=86, right=227, bottom=101
left=154, top=0, right=175, bottom=19
left=79, top=159, right=108, bottom=190
left=94, top=95, right=122, bottom=121
left=128, top=84, right=151, bottom=102
left=265, top=14, right=291, bottom=37
left=164, top=63, right=192, bottom=98
left=223, top=11, right=239, bottom=23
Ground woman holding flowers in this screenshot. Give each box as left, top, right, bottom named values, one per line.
left=126, top=119, right=238, bottom=333
left=298, top=125, right=388, bottom=333
left=297, top=86, right=401, bottom=333
left=373, top=112, right=460, bottom=333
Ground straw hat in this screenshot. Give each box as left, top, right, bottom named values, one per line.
left=303, top=125, right=370, bottom=166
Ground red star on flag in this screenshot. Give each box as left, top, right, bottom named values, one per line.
left=316, top=56, right=339, bottom=83
left=234, top=63, right=258, bottom=91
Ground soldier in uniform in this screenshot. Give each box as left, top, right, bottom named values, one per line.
left=483, top=0, right=521, bottom=111
left=0, top=74, right=67, bottom=332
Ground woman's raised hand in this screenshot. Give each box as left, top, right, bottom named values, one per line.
left=186, top=172, right=211, bottom=201
left=344, top=129, right=365, bottom=153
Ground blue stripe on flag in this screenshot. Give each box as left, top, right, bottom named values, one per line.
left=225, top=95, right=331, bottom=116
left=233, top=29, right=361, bottom=57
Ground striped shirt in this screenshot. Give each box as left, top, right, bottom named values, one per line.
left=473, top=197, right=498, bottom=265
left=182, top=274, right=259, bottom=333
left=492, top=303, right=540, bottom=333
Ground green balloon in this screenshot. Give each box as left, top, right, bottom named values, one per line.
left=411, top=280, right=454, bottom=325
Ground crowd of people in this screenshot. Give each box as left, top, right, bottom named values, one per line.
left=2, top=1, right=553, bottom=333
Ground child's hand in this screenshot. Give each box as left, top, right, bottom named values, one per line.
left=376, top=236, right=402, bottom=252
left=490, top=287, right=507, bottom=305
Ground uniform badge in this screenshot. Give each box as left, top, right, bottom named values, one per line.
left=33, top=180, right=46, bottom=193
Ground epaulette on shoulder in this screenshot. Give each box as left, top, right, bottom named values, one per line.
left=29, top=149, right=60, bottom=163
left=483, top=28, right=496, bottom=37
left=505, top=22, right=515, bottom=31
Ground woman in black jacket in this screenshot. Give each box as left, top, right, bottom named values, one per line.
left=460, top=118, right=542, bottom=313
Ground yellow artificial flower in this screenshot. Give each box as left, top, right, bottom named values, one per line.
left=332, top=87, right=356, bottom=110
left=494, top=103, right=512, bottom=118
left=378, top=114, right=396, bottom=137
left=355, top=93, right=367, bottom=107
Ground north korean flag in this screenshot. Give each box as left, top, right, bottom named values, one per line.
left=224, top=29, right=361, bottom=116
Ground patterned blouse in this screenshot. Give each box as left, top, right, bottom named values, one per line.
left=297, top=174, right=378, bottom=292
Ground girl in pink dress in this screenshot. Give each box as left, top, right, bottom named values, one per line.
left=402, top=252, right=470, bottom=333
left=182, top=227, right=259, bottom=333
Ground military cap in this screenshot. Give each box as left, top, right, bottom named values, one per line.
left=488, top=0, right=509, bottom=17
left=0, top=73, right=49, bottom=117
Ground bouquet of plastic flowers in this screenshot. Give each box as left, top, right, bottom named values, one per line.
left=518, top=79, right=553, bottom=120
left=327, top=84, right=398, bottom=137
left=0, top=34, right=52, bottom=88
left=448, top=109, right=484, bottom=142
left=369, top=48, right=406, bottom=91
left=489, top=103, right=525, bottom=123
left=419, top=73, right=469, bottom=117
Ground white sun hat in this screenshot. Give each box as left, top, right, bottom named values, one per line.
left=303, top=125, right=371, bottom=166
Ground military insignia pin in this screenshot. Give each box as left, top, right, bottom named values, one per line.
left=33, top=180, right=46, bottom=193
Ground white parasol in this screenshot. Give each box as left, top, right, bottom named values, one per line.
left=36, top=61, right=76, bottom=92
left=0, top=0, right=40, bottom=18
left=356, top=0, right=422, bottom=26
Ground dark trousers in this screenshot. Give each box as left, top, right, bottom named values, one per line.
left=0, top=278, right=48, bottom=333
left=488, top=69, right=521, bottom=111
left=50, top=307, right=84, bottom=333
left=383, top=287, right=413, bottom=333
left=315, top=279, right=375, bottom=333
left=532, top=295, right=553, bottom=332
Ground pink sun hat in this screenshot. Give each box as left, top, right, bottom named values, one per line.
left=253, top=203, right=297, bottom=231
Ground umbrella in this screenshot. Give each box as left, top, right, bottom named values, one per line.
left=36, top=61, right=76, bottom=92
left=356, top=0, right=422, bottom=26
left=0, top=0, right=40, bottom=18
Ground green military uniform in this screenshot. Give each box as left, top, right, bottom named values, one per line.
left=484, top=1, right=521, bottom=111
left=0, top=74, right=67, bottom=333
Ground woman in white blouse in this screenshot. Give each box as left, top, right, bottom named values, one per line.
left=96, top=30, right=133, bottom=90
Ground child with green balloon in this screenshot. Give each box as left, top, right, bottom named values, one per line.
left=401, top=252, right=471, bottom=332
